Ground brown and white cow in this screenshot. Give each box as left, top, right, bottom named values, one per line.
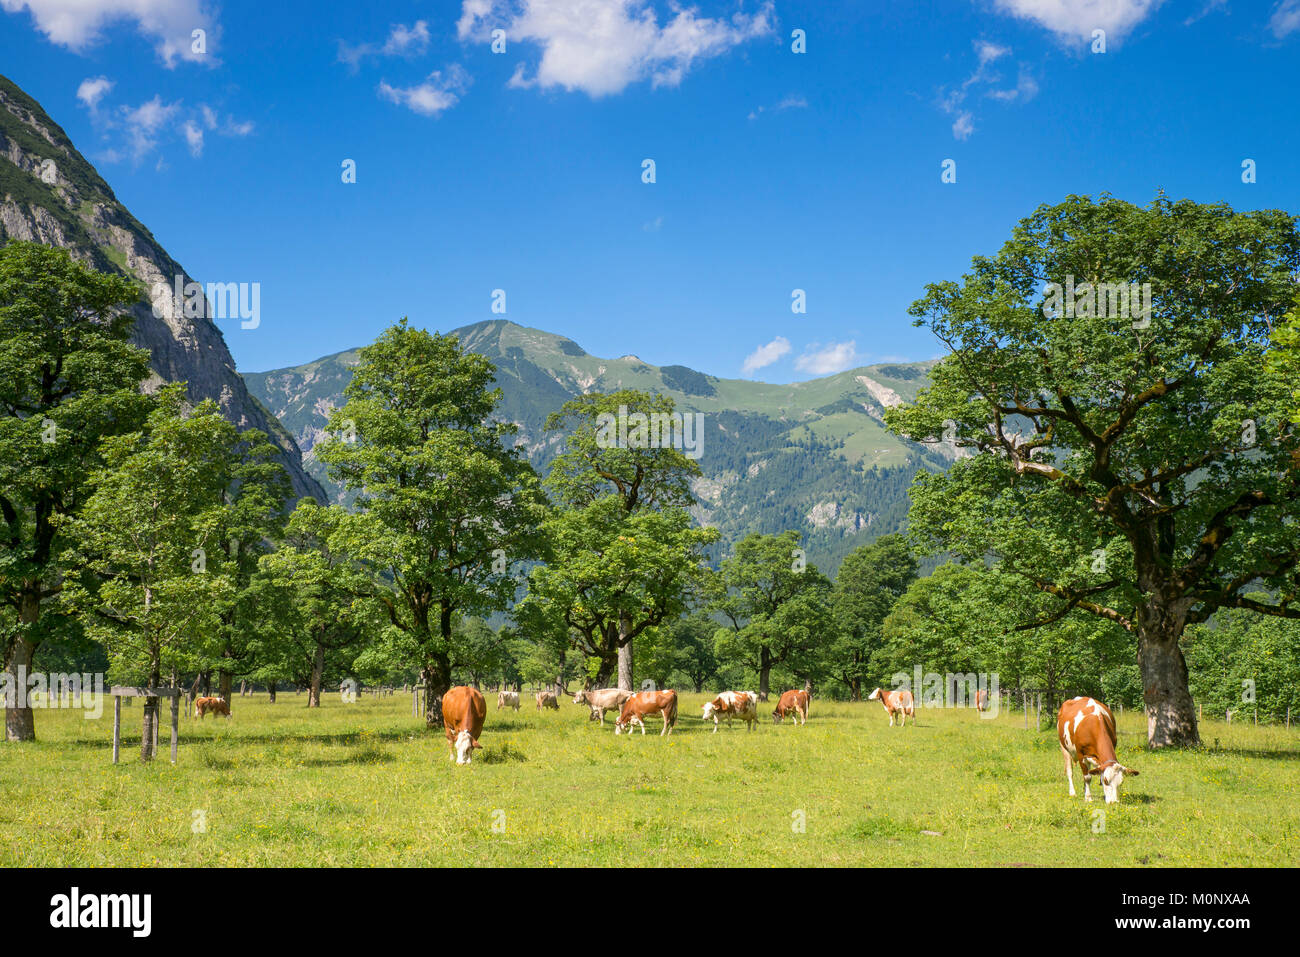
left=772, top=689, right=810, bottom=725
left=443, top=685, right=487, bottom=765
left=868, top=687, right=914, bottom=727
left=975, top=689, right=990, bottom=712
left=536, top=691, right=559, bottom=711
left=194, top=696, right=230, bottom=720
left=614, top=689, right=678, bottom=736
left=497, top=690, right=520, bottom=711
left=572, top=687, right=633, bottom=725
left=702, top=690, right=758, bottom=732
left=1057, top=696, right=1138, bottom=804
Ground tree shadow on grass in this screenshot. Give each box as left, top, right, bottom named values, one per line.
left=58, top=728, right=415, bottom=750
left=1201, top=746, right=1300, bottom=762
left=300, top=746, right=395, bottom=768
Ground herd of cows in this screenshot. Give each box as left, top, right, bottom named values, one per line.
left=432, top=683, right=1140, bottom=805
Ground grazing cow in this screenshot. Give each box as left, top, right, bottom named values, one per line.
left=572, top=688, right=633, bottom=725
left=702, top=690, right=758, bottom=732
left=1057, top=696, right=1138, bottom=804
left=975, top=689, right=990, bottom=712
left=194, top=696, right=230, bottom=720
left=772, top=689, right=810, bottom=725
left=614, top=689, right=678, bottom=736
left=497, top=690, right=520, bottom=711
left=536, top=691, right=559, bottom=711
left=443, top=685, right=487, bottom=765
left=868, top=687, right=914, bottom=727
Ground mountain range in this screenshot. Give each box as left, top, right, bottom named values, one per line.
left=246, top=320, right=954, bottom=571
left=1, top=72, right=949, bottom=573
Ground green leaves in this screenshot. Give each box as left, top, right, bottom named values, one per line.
left=314, top=320, right=546, bottom=698
left=886, top=194, right=1300, bottom=631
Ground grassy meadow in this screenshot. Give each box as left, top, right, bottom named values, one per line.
left=1, top=690, right=1298, bottom=867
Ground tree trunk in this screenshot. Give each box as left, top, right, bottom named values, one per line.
left=616, top=613, right=633, bottom=691
left=758, top=646, right=772, bottom=701
left=200, top=671, right=211, bottom=697
left=850, top=676, right=861, bottom=702
left=594, top=654, right=617, bottom=688
left=267, top=683, right=277, bottom=703
left=141, top=657, right=160, bottom=763
left=4, top=588, right=40, bottom=741
left=308, top=640, right=325, bottom=707
left=1138, top=619, right=1200, bottom=748
left=218, top=669, right=232, bottom=704
left=422, top=660, right=451, bottom=728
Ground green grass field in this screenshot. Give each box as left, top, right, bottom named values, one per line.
left=2, top=691, right=1298, bottom=867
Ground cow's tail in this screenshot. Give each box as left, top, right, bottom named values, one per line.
left=666, top=691, right=678, bottom=728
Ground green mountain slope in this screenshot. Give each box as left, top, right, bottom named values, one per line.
left=245, top=320, right=955, bottom=572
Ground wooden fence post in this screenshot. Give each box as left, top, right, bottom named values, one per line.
left=112, top=694, right=121, bottom=765
left=1022, top=691, right=1028, bottom=729
left=170, top=693, right=179, bottom=765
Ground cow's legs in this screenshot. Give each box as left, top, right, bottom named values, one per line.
left=662, top=712, right=672, bottom=736
left=1062, top=746, right=1075, bottom=796
left=1082, top=770, right=1094, bottom=802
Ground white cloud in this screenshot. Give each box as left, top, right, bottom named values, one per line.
left=741, top=336, right=791, bottom=374
left=795, top=341, right=860, bottom=376
left=976, top=40, right=1010, bottom=64
left=339, top=20, right=431, bottom=68
left=182, top=118, right=203, bottom=156
left=384, top=20, right=430, bottom=55
left=937, top=38, right=1037, bottom=139
left=1, top=0, right=217, bottom=66
left=748, top=92, right=807, bottom=119
left=76, top=75, right=113, bottom=110
left=81, top=88, right=251, bottom=162
left=379, top=66, right=470, bottom=116
left=988, top=67, right=1039, bottom=102
left=1270, top=0, right=1300, bottom=38
left=462, top=0, right=774, bottom=97
left=119, top=95, right=180, bottom=162
left=992, top=0, right=1164, bottom=45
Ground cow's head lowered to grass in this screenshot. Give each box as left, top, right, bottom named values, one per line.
left=454, top=730, right=482, bottom=765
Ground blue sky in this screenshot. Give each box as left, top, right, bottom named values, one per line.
left=3, top=0, right=1299, bottom=381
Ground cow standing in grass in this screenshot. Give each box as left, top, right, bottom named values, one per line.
left=868, top=687, right=914, bottom=727
left=497, top=690, right=520, bottom=711
left=573, top=687, right=633, bottom=725
left=702, top=690, right=758, bottom=732
left=194, top=696, right=230, bottom=720
left=772, top=689, right=810, bottom=725
left=443, top=686, right=487, bottom=765
left=614, top=689, right=678, bottom=736
left=1057, top=696, right=1138, bottom=804
left=536, top=691, right=559, bottom=711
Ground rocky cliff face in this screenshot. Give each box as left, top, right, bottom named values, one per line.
left=0, top=73, right=323, bottom=502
